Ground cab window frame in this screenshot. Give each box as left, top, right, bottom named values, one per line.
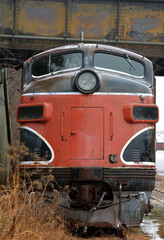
left=93, top=51, right=145, bottom=79
left=31, top=51, right=83, bottom=79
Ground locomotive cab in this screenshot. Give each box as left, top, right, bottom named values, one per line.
left=17, top=44, right=159, bottom=229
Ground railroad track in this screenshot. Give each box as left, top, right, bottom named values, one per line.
left=151, top=188, right=164, bottom=204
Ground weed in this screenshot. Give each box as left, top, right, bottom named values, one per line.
left=0, top=143, right=151, bottom=240
left=0, top=143, right=70, bottom=240
left=158, top=221, right=164, bottom=239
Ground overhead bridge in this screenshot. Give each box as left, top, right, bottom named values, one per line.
left=0, top=0, right=164, bottom=74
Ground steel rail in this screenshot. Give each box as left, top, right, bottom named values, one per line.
left=154, top=188, right=164, bottom=194
left=151, top=195, right=164, bottom=204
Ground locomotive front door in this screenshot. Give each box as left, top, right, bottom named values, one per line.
left=70, top=108, right=104, bottom=160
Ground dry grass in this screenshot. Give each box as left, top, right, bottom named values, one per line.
left=0, top=190, right=73, bottom=240
left=158, top=222, right=164, bottom=239
left=151, top=206, right=164, bottom=239
left=0, top=144, right=151, bottom=240
left=0, top=144, right=73, bottom=240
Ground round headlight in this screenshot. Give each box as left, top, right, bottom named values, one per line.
left=75, top=70, right=99, bottom=94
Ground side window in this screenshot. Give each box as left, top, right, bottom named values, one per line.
left=32, top=57, right=50, bottom=77
left=32, top=52, right=82, bottom=77
left=23, top=63, right=31, bottom=86
left=51, top=53, right=82, bottom=73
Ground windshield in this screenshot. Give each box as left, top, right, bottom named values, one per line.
left=32, top=52, right=83, bottom=77
left=94, top=52, right=144, bottom=77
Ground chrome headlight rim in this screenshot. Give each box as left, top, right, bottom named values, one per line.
left=75, top=69, right=100, bottom=94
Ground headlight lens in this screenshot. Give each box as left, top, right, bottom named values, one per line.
left=78, top=72, right=97, bottom=91
left=75, top=70, right=99, bottom=94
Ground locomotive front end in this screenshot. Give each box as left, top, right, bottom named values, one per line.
left=17, top=44, right=159, bottom=230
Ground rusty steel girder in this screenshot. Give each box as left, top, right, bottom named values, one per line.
left=0, top=0, right=164, bottom=59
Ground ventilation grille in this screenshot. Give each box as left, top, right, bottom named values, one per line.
left=133, top=149, right=140, bottom=162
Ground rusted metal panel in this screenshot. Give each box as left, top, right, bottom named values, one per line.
left=69, top=0, right=164, bottom=43
left=69, top=1, right=117, bottom=39
left=118, top=1, right=164, bottom=43
left=119, top=43, right=164, bottom=58
left=16, top=0, right=66, bottom=37
left=0, top=0, right=164, bottom=69
left=0, top=0, right=164, bottom=43
left=0, top=0, right=14, bottom=35
left=59, top=190, right=147, bottom=228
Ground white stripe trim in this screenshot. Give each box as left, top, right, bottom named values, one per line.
left=32, top=66, right=81, bottom=79
left=19, top=126, right=54, bottom=165
left=22, top=92, right=153, bottom=97
left=120, top=126, right=155, bottom=166
left=94, top=66, right=144, bottom=79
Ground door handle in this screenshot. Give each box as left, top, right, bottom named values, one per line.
left=110, top=112, right=113, bottom=141
left=61, top=112, right=64, bottom=140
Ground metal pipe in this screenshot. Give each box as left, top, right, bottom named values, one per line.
left=80, top=31, right=84, bottom=43
left=0, top=34, right=164, bottom=46
left=83, top=192, right=106, bottom=234
left=118, top=183, right=122, bottom=226
left=121, top=193, right=140, bottom=198
left=83, top=207, right=96, bottom=234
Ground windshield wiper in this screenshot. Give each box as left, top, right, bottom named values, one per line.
left=124, top=53, right=136, bottom=71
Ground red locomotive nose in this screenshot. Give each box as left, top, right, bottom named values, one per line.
left=18, top=44, right=157, bottom=230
